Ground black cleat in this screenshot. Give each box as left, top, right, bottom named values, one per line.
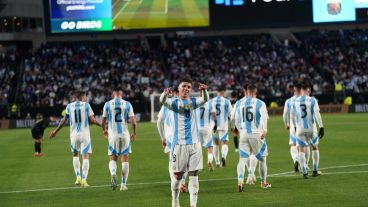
left=313, top=171, right=321, bottom=177
left=303, top=173, right=309, bottom=179
left=237, top=184, right=244, bottom=192
left=294, top=161, right=299, bottom=173
left=111, top=175, right=117, bottom=190
left=221, top=157, right=226, bottom=167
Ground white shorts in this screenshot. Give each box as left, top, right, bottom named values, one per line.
left=200, top=128, right=213, bottom=148
left=239, top=133, right=268, bottom=160
left=212, top=130, right=229, bottom=142
left=171, top=143, right=203, bottom=173
left=108, top=135, right=131, bottom=156
left=70, top=134, right=92, bottom=155
left=296, top=129, right=319, bottom=147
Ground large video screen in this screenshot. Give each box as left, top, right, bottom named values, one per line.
left=48, top=0, right=209, bottom=33
left=45, top=0, right=368, bottom=34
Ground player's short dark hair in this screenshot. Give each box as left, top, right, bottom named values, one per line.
left=243, top=83, right=249, bottom=91
left=293, top=81, right=302, bottom=89
left=247, top=84, right=257, bottom=92
left=301, top=82, right=310, bottom=90
left=76, top=91, right=86, bottom=99
left=218, top=85, right=226, bottom=92
left=179, top=77, right=193, bottom=85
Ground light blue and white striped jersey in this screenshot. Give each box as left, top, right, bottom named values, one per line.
left=102, top=98, right=135, bottom=138
left=291, top=96, right=323, bottom=130
left=210, top=96, right=232, bottom=130
left=160, top=92, right=209, bottom=145
left=283, top=96, right=298, bottom=131
left=196, top=101, right=216, bottom=130
left=233, top=97, right=268, bottom=134
left=157, top=105, right=174, bottom=141
left=66, top=101, right=94, bottom=136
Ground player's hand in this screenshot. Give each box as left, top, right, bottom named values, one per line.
left=164, top=88, right=172, bottom=95
left=285, top=124, right=290, bottom=130
left=260, top=132, right=267, bottom=140
left=213, top=124, right=217, bottom=133
left=49, top=130, right=56, bottom=139
left=198, top=83, right=208, bottom=90
left=103, top=129, right=108, bottom=139
left=161, top=139, right=166, bottom=149
left=130, top=132, right=136, bottom=142
left=319, top=127, right=324, bottom=139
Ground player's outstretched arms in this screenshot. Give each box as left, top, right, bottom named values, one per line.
left=49, top=116, right=67, bottom=139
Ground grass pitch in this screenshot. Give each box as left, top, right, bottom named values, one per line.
left=112, top=0, right=209, bottom=29
left=0, top=113, right=367, bottom=207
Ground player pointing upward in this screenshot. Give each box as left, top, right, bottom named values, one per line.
left=160, top=78, right=209, bottom=207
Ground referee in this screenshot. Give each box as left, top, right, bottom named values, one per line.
left=31, top=115, right=57, bottom=157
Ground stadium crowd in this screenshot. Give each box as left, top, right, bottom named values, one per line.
left=0, top=52, right=18, bottom=106
left=5, top=29, right=368, bottom=108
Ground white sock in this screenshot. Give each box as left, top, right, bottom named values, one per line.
left=169, top=162, right=175, bottom=182
left=259, top=157, right=267, bottom=183
left=73, top=157, right=81, bottom=178
left=312, top=150, right=319, bottom=171
left=305, top=146, right=311, bottom=166
left=221, top=144, right=229, bottom=159
left=213, top=145, right=220, bottom=165
left=208, top=153, right=214, bottom=164
left=82, top=159, right=89, bottom=180
left=290, top=146, right=299, bottom=163
left=121, top=162, right=129, bottom=185
left=237, top=158, right=247, bottom=184
left=171, top=178, right=181, bottom=203
left=189, top=176, right=199, bottom=207
left=250, top=155, right=258, bottom=175
left=249, top=155, right=257, bottom=176
left=109, top=160, right=117, bottom=176
left=299, top=152, right=307, bottom=174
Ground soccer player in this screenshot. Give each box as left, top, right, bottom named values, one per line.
left=232, top=84, right=271, bottom=192
left=49, top=91, right=101, bottom=187
left=211, top=86, right=232, bottom=167
left=31, top=115, right=57, bottom=157
left=196, top=100, right=217, bottom=171
left=283, top=83, right=301, bottom=172
left=160, top=78, right=209, bottom=207
left=291, top=83, right=324, bottom=178
left=231, top=84, right=258, bottom=185
left=157, top=90, right=188, bottom=193
left=102, top=90, right=137, bottom=191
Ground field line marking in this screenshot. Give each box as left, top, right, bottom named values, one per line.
left=0, top=163, right=367, bottom=194
left=165, top=0, right=168, bottom=13
left=121, top=0, right=167, bottom=14
left=113, top=0, right=131, bottom=21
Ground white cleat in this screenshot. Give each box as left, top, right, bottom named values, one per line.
left=246, top=175, right=256, bottom=185
left=120, top=184, right=128, bottom=191
left=172, top=199, right=180, bottom=207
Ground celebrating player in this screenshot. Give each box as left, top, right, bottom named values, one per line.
left=232, top=84, right=271, bottom=192
left=211, top=86, right=232, bottom=167
left=49, top=91, right=101, bottom=187
left=160, top=78, right=209, bottom=207
left=157, top=89, right=188, bottom=193
left=102, top=90, right=137, bottom=191
left=291, top=83, right=324, bottom=178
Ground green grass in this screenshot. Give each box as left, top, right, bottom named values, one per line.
left=112, top=0, right=209, bottom=29
left=0, top=113, right=367, bottom=207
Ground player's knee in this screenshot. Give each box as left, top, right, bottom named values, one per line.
left=259, top=156, right=266, bottom=163
left=174, top=172, right=183, bottom=180
left=312, top=146, right=318, bottom=150
left=73, top=152, right=79, bottom=157
left=122, top=154, right=129, bottom=162
left=222, top=141, right=228, bottom=145
left=188, top=170, right=198, bottom=176
left=110, top=155, right=118, bottom=161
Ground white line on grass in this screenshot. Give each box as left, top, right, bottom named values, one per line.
left=113, top=0, right=131, bottom=21
left=119, top=0, right=168, bottom=14
left=0, top=163, right=367, bottom=194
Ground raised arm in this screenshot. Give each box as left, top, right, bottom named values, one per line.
left=160, top=88, right=174, bottom=110
left=193, top=83, right=209, bottom=109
